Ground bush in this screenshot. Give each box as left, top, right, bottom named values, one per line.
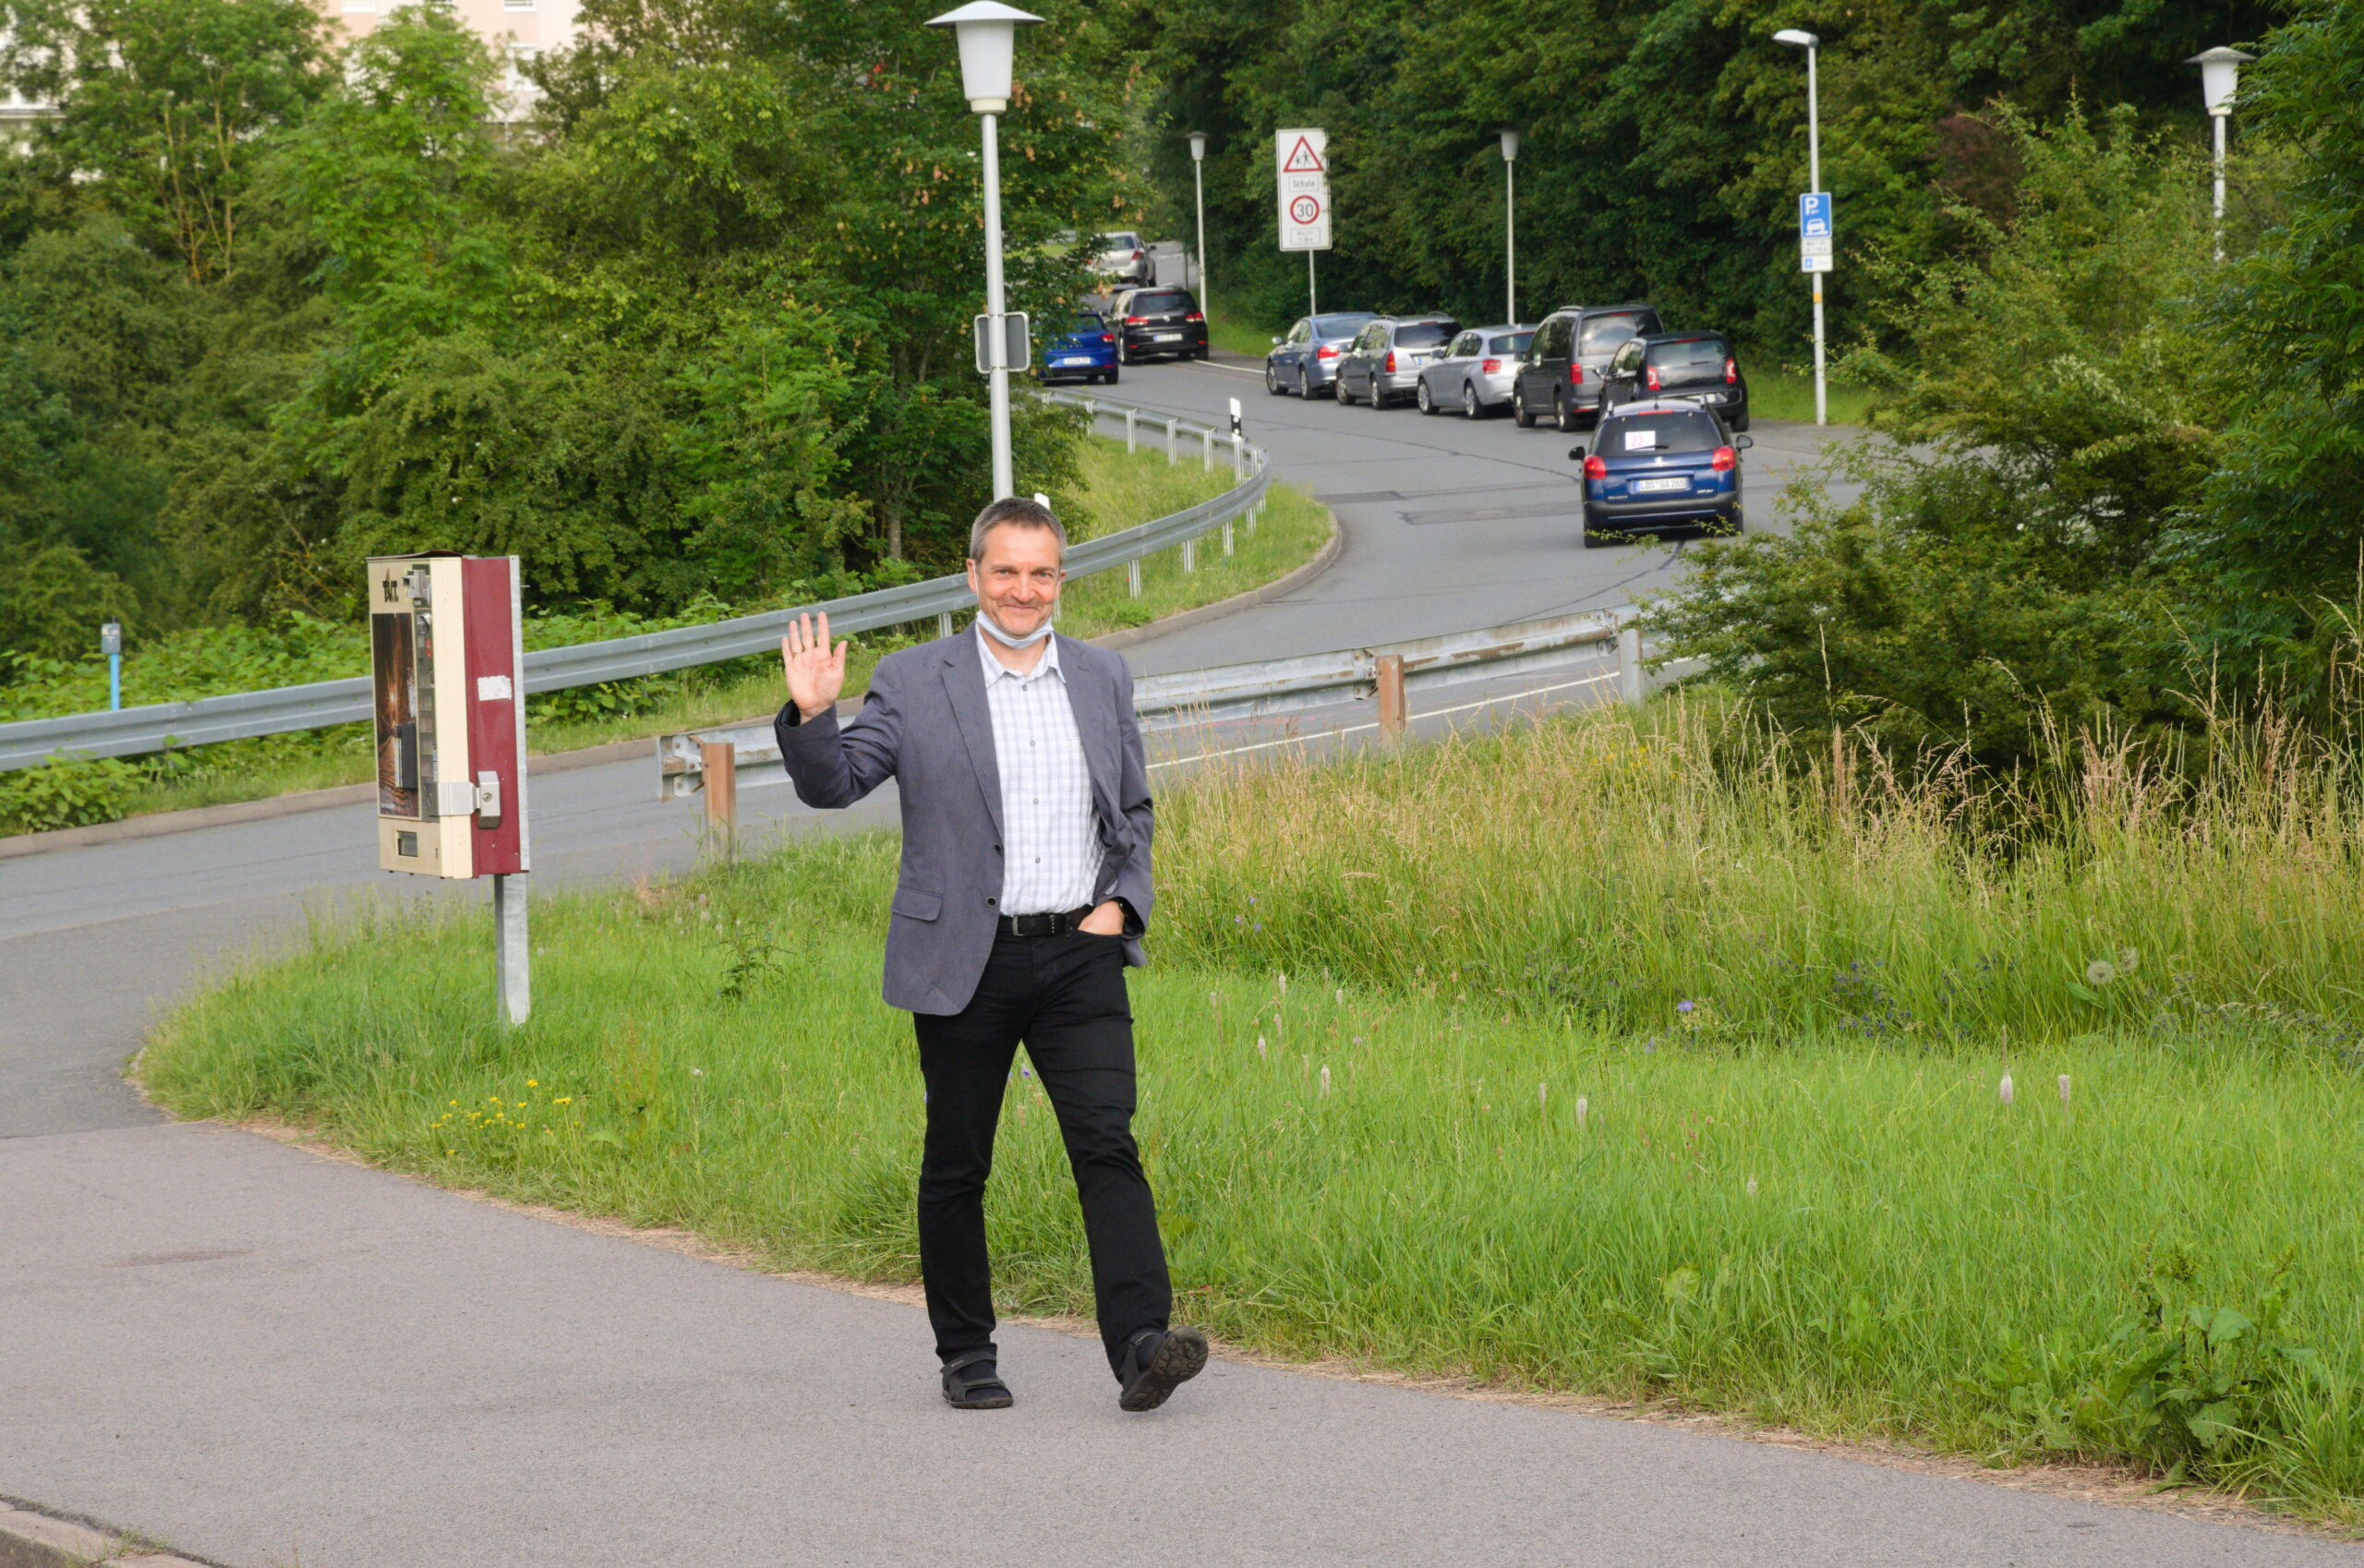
left=0, top=752, right=142, bottom=832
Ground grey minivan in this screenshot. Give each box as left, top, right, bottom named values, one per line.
left=1336, top=315, right=1463, bottom=408
left=1512, top=303, right=1663, bottom=431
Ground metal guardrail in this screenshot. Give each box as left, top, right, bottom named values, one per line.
left=0, top=397, right=1267, bottom=772
left=656, top=606, right=1646, bottom=800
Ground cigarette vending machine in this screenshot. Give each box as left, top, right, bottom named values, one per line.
left=369, top=552, right=534, bottom=1021
left=369, top=553, right=528, bottom=879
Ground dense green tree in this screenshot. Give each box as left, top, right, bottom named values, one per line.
left=0, top=0, right=332, bottom=284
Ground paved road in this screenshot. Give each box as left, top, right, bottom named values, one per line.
left=10, top=378, right=2350, bottom=1565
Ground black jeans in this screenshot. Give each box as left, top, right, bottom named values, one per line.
left=912, top=927, right=1172, bottom=1377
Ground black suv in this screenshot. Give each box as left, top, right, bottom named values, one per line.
left=1111, top=286, right=1208, bottom=364
left=1512, top=303, right=1663, bottom=431
left=1598, top=332, right=1750, bottom=430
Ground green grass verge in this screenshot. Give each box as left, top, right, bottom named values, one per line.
left=22, top=442, right=1328, bottom=827
left=1206, top=311, right=1278, bottom=359
left=141, top=696, right=2364, bottom=1526
left=1742, top=360, right=1877, bottom=426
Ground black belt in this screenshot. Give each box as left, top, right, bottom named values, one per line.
left=997, top=906, right=1097, bottom=937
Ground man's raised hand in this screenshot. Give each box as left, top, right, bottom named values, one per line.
left=782, top=612, right=848, bottom=720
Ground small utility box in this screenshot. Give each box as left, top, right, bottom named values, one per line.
left=368, top=552, right=534, bottom=1022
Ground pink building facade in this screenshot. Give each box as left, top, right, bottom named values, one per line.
left=320, top=0, right=582, bottom=117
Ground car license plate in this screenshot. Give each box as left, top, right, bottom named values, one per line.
left=1153, top=332, right=1181, bottom=342
left=1057, top=356, right=1092, bottom=366
left=1634, top=476, right=1689, bottom=494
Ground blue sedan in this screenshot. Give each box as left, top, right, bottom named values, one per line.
left=1574, top=400, right=1752, bottom=548
left=1036, top=311, right=1120, bottom=385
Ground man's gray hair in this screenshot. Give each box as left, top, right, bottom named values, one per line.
left=967, top=495, right=1067, bottom=562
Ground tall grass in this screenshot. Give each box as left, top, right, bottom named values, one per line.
left=139, top=696, right=2364, bottom=1524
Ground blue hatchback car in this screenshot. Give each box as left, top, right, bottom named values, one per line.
left=1036, top=310, right=1120, bottom=385
left=1574, top=399, right=1752, bottom=548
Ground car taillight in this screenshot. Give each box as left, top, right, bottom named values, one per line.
left=1480, top=357, right=1501, bottom=374
left=1316, top=344, right=1340, bottom=359
left=1568, top=364, right=1584, bottom=385
left=1583, top=455, right=1608, bottom=480
left=1133, top=248, right=1144, bottom=259
left=1385, top=350, right=1397, bottom=373
left=1186, top=311, right=1204, bottom=322
left=1126, top=316, right=1146, bottom=325
left=1724, top=356, right=1738, bottom=385
left=1645, top=366, right=1662, bottom=392
left=1710, top=446, right=1737, bottom=471
left=1101, top=333, right=1115, bottom=344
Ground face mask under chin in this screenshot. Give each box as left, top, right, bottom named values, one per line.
left=976, top=607, right=1055, bottom=649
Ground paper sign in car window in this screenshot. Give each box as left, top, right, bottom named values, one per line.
left=1624, top=429, right=1660, bottom=452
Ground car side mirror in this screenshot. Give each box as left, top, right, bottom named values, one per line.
left=1568, top=447, right=1586, bottom=462
left=1735, top=435, right=1755, bottom=450
left=1271, top=336, right=1282, bottom=346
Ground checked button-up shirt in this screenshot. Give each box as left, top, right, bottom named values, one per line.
left=978, top=627, right=1104, bottom=916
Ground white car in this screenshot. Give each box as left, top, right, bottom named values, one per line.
left=1416, top=324, right=1536, bottom=417
left=1094, top=231, right=1154, bottom=286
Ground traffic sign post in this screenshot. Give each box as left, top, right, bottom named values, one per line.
left=1275, top=127, right=1330, bottom=316
left=1798, top=189, right=1831, bottom=425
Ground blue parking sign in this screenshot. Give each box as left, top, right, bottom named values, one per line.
left=1799, top=191, right=1833, bottom=239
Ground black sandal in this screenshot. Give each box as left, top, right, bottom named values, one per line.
left=940, top=1352, right=1013, bottom=1410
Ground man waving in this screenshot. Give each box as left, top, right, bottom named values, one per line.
left=776, top=495, right=1207, bottom=1415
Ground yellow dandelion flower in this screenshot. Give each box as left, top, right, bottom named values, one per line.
left=554, top=1097, right=572, bottom=1105
left=526, top=1080, right=538, bottom=1088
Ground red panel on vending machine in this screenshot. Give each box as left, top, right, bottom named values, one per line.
left=461, top=555, right=528, bottom=874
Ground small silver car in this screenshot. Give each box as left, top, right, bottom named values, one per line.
left=1094, top=231, right=1153, bottom=286
left=1415, top=324, right=1535, bottom=417
left=1336, top=315, right=1462, bottom=408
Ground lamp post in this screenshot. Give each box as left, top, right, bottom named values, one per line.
left=1499, top=128, right=1520, bottom=324
left=927, top=1, right=1043, bottom=501
left=1187, top=130, right=1209, bottom=323
left=1773, top=29, right=1825, bottom=426
left=2188, top=46, right=2253, bottom=262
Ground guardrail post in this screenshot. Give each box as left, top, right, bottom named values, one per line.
left=1128, top=559, right=1142, bottom=598
left=493, top=874, right=530, bottom=1027
left=1126, top=408, right=1138, bottom=454
left=1200, top=428, right=1213, bottom=472
left=1223, top=518, right=1235, bottom=558
left=701, top=739, right=738, bottom=857
left=1182, top=537, right=1196, bottom=573
left=1165, top=417, right=1177, bottom=464
left=1231, top=432, right=1244, bottom=481
left=1618, top=625, right=1646, bottom=707
left=1376, top=654, right=1408, bottom=741
left=938, top=610, right=952, bottom=639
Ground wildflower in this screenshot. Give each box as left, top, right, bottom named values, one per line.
left=1235, top=915, right=1244, bottom=924
left=1677, top=1000, right=1695, bottom=1014
left=1576, top=1095, right=1590, bottom=1129
left=526, top=1080, right=538, bottom=1088
left=1020, top=1065, right=1031, bottom=1077
left=1319, top=1066, right=1331, bottom=1096
left=1538, top=1081, right=1548, bottom=1110
left=1335, top=988, right=1345, bottom=1005
left=1745, top=1176, right=1758, bottom=1198
left=1999, top=1073, right=2015, bottom=1104
left=554, top=1097, right=572, bottom=1105
left=2057, top=1075, right=2071, bottom=1106
left=691, top=1067, right=705, bottom=1077
left=1277, top=971, right=1287, bottom=995
left=1256, top=1035, right=1267, bottom=1059
left=2085, top=959, right=2116, bottom=986
left=2118, top=947, right=2141, bottom=975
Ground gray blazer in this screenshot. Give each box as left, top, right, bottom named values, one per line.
left=775, top=631, right=1155, bottom=1016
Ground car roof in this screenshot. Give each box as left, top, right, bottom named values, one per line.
left=1601, top=398, right=1723, bottom=419
left=1637, top=331, right=1729, bottom=345
left=1550, top=302, right=1658, bottom=318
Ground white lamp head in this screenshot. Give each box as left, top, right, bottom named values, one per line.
left=925, top=2, right=1043, bottom=114
left=1188, top=130, right=1208, bottom=161
left=1772, top=28, right=1819, bottom=47
left=2187, top=46, right=2253, bottom=116
left=1499, top=127, right=1521, bottom=162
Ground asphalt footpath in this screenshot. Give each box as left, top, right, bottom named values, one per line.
left=6, top=368, right=2356, bottom=1565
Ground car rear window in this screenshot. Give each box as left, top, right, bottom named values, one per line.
left=1314, top=313, right=1375, bottom=336
left=1579, top=313, right=1650, bottom=352
left=1601, top=410, right=1722, bottom=453
left=1394, top=321, right=1458, bottom=348
left=1131, top=291, right=1192, bottom=312
left=1648, top=337, right=1731, bottom=368
left=1101, top=233, right=1140, bottom=250
left=1490, top=332, right=1533, bottom=356
left=1070, top=313, right=1106, bottom=332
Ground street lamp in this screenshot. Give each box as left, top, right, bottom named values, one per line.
left=1773, top=29, right=1826, bottom=426
left=1187, top=130, right=1209, bottom=325
left=927, top=1, right=1043, bottom=501
left=1499, top=128, right=1520, bottom=324
left=2188, top=46, right=2253, bottom=262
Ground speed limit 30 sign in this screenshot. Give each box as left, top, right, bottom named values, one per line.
left=1275, top=127, right=1331, bottom=251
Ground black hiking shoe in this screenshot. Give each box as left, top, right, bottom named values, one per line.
left=1116, top=1325, right=1208, bottom=1412
left=941, top=1352, right=1013, bottom=1410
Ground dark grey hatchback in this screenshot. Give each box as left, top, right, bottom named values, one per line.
left=1598, top=332, right=1751, bottom=430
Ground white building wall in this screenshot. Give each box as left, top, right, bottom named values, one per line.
left=320, top=0, right=582, bottom=119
